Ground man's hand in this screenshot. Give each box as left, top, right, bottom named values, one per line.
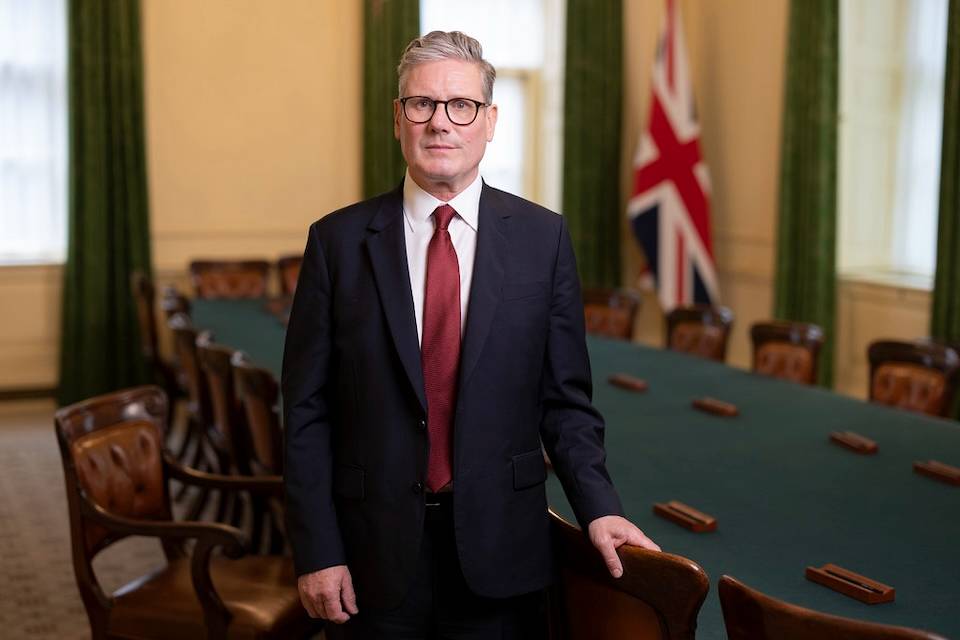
left=588, top=515, right=661, bottom=578
left=297, top=565, right=359, bottom=623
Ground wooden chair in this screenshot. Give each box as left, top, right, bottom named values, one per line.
left=548, top=509, right=709, bottom=640
left=867, top=340, right=960, bottom=417
left=718, top=575, right=946, bottom=639
left=131, top=273, right=184, bottom=422
left=232, top=351, right=287, bottom=552
left=54, top=385, right=314, bottom=640
left=665, top=304, right=734, bottom=362
left=277, top=254, right=303, bottom=297
left=189, top=260, right=271, bottom=299
left=583, top=288, right=641, bottom=340
left=750, top=321, right=825, bottom=385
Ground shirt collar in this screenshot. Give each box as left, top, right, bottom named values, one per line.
left=402, top=170, right=482, bottom=232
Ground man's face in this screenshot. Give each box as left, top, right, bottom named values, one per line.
left=394, top=59, right=498, bottom=196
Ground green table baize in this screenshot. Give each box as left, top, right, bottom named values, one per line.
left=193, top=299, right=960, bottom=639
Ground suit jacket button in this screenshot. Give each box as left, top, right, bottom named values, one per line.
left=412, top=481, right=423, bottom=494
left=418, top=419, right=426, bottom=432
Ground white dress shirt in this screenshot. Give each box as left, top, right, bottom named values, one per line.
left=402, top=170, right=481, bottom=345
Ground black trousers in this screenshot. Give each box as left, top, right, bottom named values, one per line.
left=326, top=493, right=547, bottom=640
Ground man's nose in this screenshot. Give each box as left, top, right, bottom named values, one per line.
left=427, top=103, right=452, bottom=131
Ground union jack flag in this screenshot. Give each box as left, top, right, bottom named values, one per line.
left=627, top=0, right=718, bottom=311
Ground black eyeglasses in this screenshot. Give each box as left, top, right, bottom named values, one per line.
left=399, top=96, right=489, bottom=126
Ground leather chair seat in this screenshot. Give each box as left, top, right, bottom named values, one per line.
left=872, top=363, right=947, bottom=415
left=109, top=555, right=312, bottom=639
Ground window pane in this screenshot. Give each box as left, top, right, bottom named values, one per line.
left=479, top=74, right=527, bottom=197
left=0, top=0, right=68, bottom=265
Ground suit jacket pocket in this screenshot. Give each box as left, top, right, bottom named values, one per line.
left=512, top=448, right=547, bottom=490
left=503, top=281, right=547, bottom=301
left=333, top=464, right=365, bottom=501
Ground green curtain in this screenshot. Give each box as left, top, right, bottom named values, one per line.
left=932, top=0, right=960, bottom=344
left=59, top=0, right=152, bottom=406
left=774, top=0, right=839, bottom=387
left=363, top=0, right=420, bottom=198
left=562, top=0, right=623, bottom=288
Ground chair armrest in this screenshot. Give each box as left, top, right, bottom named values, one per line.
left=80, top=493, right=247, bottom=636
left=79, top=494, right=247, bottom=557
left=164, top=451, right=284, bottom=497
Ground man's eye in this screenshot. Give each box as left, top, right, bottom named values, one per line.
left=414, top=98, right=433, bottom=110
left=451, top=100, right=469, bottom=110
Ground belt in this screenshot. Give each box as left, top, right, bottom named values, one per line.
left=425, top=492, right=453, bottom=508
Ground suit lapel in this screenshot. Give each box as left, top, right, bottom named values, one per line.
left=459, top=184, right=508, bottom=390
left=364, top=188, right=427, bottom=412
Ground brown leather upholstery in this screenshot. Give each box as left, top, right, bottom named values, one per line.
left=583, top=288, right=641, bottom=340
left=190, top=260, right=271, bottom=300
left=197, top=336, right=249, bottom=471
left=109, top=556, right=305, bottom=640
left=55, top=386, right=310, bottom=640
left=169, top=313, right=212, bottom=429
left=750, top=321, right=824, bottom=385
left=277, top=255, right=303, bottom=297
left=72, top=421, right=167, bottom=553
left=719, top=575, right=946, bottom=639
left=665, top=305, right=734, bottom=362
left=867, top=340, right=959, bottom=417
left=549, top=510, right=708, bottom=640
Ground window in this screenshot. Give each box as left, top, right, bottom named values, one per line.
left=838, top=0, right=948, bottom=286
left=420, top=0, right=565, bottom=210
left=0, top=0, right=68, bottom=265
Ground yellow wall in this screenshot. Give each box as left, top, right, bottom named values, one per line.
left=0, top=0, right=932, bottom=395
left=0, top=0, right=363, bottom=390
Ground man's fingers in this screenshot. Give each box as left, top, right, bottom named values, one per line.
left=597, top=538, right=624, bottom=578
left=298, top=589, right=320, bottom=618
left=341, top=570, right=359, bottom=615
left=624, top=527, right=661, bottom=552
left=321, top=592, right=349, bottom=624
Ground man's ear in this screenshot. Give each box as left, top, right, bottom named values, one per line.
left=393, top=100, right=402, bottom=140
left=485, top=103, right=498, bottom=142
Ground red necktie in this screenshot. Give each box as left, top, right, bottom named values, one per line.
left=422, top=204, right=460, bottom=492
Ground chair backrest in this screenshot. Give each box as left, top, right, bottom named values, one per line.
left=168, top=312, right=212, bottom=426
left=549, top=509, right=709, bottom=640
left=718, top=575, right=946, bottom=640
left=54, top=386, right=174, bottom=619
left=232, top=351, right=284, bottom=475
left=131, top=271, right=160, bottom=363
left=665, top=305, right=734, bottom=362
left=196, top=336, right=249, bottom=470
left=160, top=285, right=191, bottom=319
left=277, top=254, right=303, bottom=297
left=583, top=288, right=641, bottom=340
left=750, top=321, right=825, bottom=385
left=867, top=340, right=960, bottom=417
left=189, top=259, right=271, bottom=299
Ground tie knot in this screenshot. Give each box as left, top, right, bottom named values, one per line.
left=433, top=204, right=456, bottom=231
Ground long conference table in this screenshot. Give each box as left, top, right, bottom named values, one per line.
left=193, top=298, right=960, bottom=639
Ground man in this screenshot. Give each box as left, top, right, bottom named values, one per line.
left=283, top=30, right=659, bottom=638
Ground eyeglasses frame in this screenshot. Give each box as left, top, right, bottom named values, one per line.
left=398, top=96, right=490, bottom=126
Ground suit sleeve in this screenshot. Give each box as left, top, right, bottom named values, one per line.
left=282, top=221, right=346, bottom=576
left=539, top=216, right=625, bottom=528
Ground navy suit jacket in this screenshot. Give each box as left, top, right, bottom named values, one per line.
left=282, top=182, right=623, bottom=610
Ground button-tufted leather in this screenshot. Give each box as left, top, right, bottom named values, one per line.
left=71, top=420, right=167, bottom=553
left=872, top=363, right=947, bottom=416
left=585, top=305, right=633, bottom=340
left=670, top=323, right=726, bottom=360
left=754, top=343, right=814, bottom=384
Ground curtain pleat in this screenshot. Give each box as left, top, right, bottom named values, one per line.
left=59, top=0, right=152, bottom=406
left=363, top=0, right=420, bottom=198
left=562, top=0, right=623, bottom=288
left=774, top=0, right=839, bottom=387
left=932, top=0, right=960, bottom=344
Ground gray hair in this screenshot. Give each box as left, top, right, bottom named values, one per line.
left=397, top=30, right=496, bottom=103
